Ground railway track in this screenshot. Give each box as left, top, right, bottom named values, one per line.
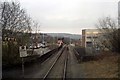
left=43, top=45, right=68, bottom=79
left=73, top=46, right=96, bottom=62
left=73, top=48, right=82, bottom=62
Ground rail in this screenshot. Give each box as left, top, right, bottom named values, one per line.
left=43, top=45, right=68, bottom=79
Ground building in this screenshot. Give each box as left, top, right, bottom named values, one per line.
left=118, top=1, right=120, bottom=26
left=82, top=29, right=113, bottom=54
left=82, top=29, right=102, bottom=54
left=82, top=29, right=101, bottom=48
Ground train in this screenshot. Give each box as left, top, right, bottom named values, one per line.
left=57, top=39, right=63, bottom=47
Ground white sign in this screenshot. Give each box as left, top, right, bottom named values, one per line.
left=19, top=46, right=27, bottom=57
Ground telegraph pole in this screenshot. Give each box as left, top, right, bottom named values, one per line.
left=69, top=37, right=71, bottom=45
left=42, top=33, right=44, bottom=43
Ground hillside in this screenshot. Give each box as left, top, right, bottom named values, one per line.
left=46, top=33, right=81, bottom=40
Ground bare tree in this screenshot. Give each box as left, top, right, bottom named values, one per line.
left=96, top=17, right=120, bottom=52
left=0, top=1, right=31, bottom=33
left=0, top=1, right=34, bottom=46
left=0, top=1, right=34, bottom=65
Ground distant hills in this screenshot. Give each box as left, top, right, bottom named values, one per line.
left=46, top=33, right=81, bottom=40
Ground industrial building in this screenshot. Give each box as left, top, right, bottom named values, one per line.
left=118, top=1, right=120, bottom=26
left=82, top=29, right=113, bottom=54
left=82, top=29, right=103, bottom=54
left=82, top=29, right=101, bottom=48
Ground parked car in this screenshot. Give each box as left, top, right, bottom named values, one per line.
left=40, top=43, right=45, bottom=48
left=34, top=46, right=37, bottom=49
left=29, top=45, right=33, bottom=49
left=29, top=45, right=37, bottom=49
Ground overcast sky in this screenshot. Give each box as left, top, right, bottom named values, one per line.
left=19, top=0, right=119, bottom=34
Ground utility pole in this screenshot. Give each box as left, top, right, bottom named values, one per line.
left=22, top=57, right=24, bottom=78
left=36, top=24, right=38, bottom=48
left=92, top=33, right=95, bottom=55
left=19, top=46, right=27, bottom=78
left=38, top=29, right=40, bottom=44
left=57, top=33, right=58, bottom=41
left=42, top=33, right=44, bottom=43
left=69, top=37, right=71, bottom=45
left=53, top=36, right=54, bottom=44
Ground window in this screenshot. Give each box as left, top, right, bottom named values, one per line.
left=86, top=42, right=92, bottom=47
